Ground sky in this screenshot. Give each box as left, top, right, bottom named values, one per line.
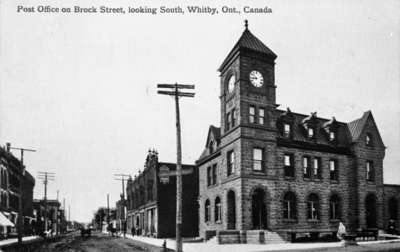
left=0, top=0, right=399, bottom=222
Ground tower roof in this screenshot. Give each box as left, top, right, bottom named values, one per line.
left=218, top=22, right=277, bottom=72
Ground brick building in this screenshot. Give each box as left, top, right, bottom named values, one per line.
left=196, top=23, right=398, bottom=242
left=126, top=150, right=198, bottom=238
left=0, top=145, right=35, bottom=237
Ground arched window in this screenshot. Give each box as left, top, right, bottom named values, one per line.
left=330, top=194, right=340, bottom=220
left=215, top=197, right=222, bottom=222
left=283, top=192, right=297, bottom=219
left=307, top=193, right=319, bottom=220
left=139, top=186, right=145, bottom=205
left=366, top=161, right=374, bottom=182
left=207, top=166, right=212, bottom=186
left=205, top=199, right=211, bottom=223
left=389, top=197, right=398, bottom=220
left=147, top=181, right=153, bottom=201
left=366, top=133, right=373, bottom=146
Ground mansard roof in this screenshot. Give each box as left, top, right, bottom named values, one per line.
left=275, top=109, right=351, bottom=148
left=276, top=109, right=385, bottom=147
left=218, top=26, right=277, bottom=72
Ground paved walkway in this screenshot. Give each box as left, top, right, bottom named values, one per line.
left=126, top=234, right=345, bottom=252
left=0, top=235, right=40, bottom=247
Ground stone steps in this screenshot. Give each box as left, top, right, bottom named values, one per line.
left=215, top=230, right=286, bottom=244
left=246, top=230, right=286, bottom=244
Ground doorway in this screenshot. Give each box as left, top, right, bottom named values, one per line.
left=252, top=188, right=267, bottom=229
left=227, top=190, right=236, bottom=230
left=365, top=194, right=377, bottom=228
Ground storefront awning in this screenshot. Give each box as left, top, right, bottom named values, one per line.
left=0, top=212, right=14, bottom=227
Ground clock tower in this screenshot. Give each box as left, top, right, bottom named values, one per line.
left=219, top=21, right=277, bottom=135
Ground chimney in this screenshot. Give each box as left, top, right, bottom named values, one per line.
left=6, top=143, right=10, bottom=152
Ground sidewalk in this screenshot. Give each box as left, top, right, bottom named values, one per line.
left=125, top=234, right=346, bottom=252
left=0, top=235, right=41, bottom=248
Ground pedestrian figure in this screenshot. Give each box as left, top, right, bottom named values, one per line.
left=131, top=225, right=135, bottom=237
left=123, top=221, right=127, bottom=238
left=388, top=219, right=396, bottom=234
left=111, top=220, right=117, bottom=237
left=337, top=221, right=346, bottom=240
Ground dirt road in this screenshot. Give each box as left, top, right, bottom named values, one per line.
left=4, top=231, right=168, bottom=252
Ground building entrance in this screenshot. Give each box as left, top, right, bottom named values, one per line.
left=227, top=190, right=236, bottom=230
left=252, top=188, right=267, bottom=229
left=366, top=194, right=377, bottom=228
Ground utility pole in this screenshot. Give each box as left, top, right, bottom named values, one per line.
left=56, top=190, right=59, bottom=235
left=114, top=174, right=129, bottom=234
left=37, top=171, right=55, bottom=234
left=157, top=83, right=195, bottom=252
left=7, top=143, right=36, bottom=245
left=63, top=198, right=66, bottom=233
left=107, top=194, right=110, bottom=226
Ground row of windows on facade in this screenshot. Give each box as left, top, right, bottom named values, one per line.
left=0, top=191, right=8, bottom=209
left=226, top=107, right=376, bottom=147
left=225, top=106, right=337, bottom=141
left=222, top=150, right=375, bottom=182
left=225, top=106, right=265, bottom=131
left=0, top=166, right=9, bottom=190
left=281, top=122, right=336, bottom=141
left=203, top=193, right=341, bottom=223
left=128, top=183, right=154, bottom=209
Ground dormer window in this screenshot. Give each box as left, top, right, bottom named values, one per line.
left=209, top=141, right=214, bottom=154
left=283, top=123, right=291, bottom=138
left=308, top=127, right=314, bottom=138
left=323, top=117, right=338, bottom=143
left=329, top=131, right=335, bottom=141
left=302, top=112, right=318, bottom=140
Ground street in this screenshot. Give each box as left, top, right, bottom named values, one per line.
left=2, top=231, right=169, bottom=252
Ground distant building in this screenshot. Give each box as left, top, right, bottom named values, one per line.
left=126, top=150, right=198, bottom=238
left=0, top=144, right=35, bottom=237
left=33, top=199, right=63, bottom=234
left=195, top=23, right=400, bottom=243
left=115, top=194, right=126, bottom=231
left=92, top=206, right=116, bottom=232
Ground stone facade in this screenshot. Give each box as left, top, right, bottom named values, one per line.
left=383, top=185, right=400, bottom=233
left=126, top=150, right=198, bottom=238
left=196, top=24, right=393, bottom=241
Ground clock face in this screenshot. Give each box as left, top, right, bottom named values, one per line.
left=249, top=70, right=264, bottom=87
left=228, top=75, right=236, bottom=93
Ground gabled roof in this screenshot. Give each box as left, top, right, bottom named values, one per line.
left=218, top=27, right=277, bottom=72
left=205, top=125, right=221, bottom=147
left=346, top=110, right=384, bottom=146
left=198, top=125, right=221, bottom=161
left=347, top=111, right=372, bottom=142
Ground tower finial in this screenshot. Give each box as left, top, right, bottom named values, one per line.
left=244, top=20, right=248, bottom=30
